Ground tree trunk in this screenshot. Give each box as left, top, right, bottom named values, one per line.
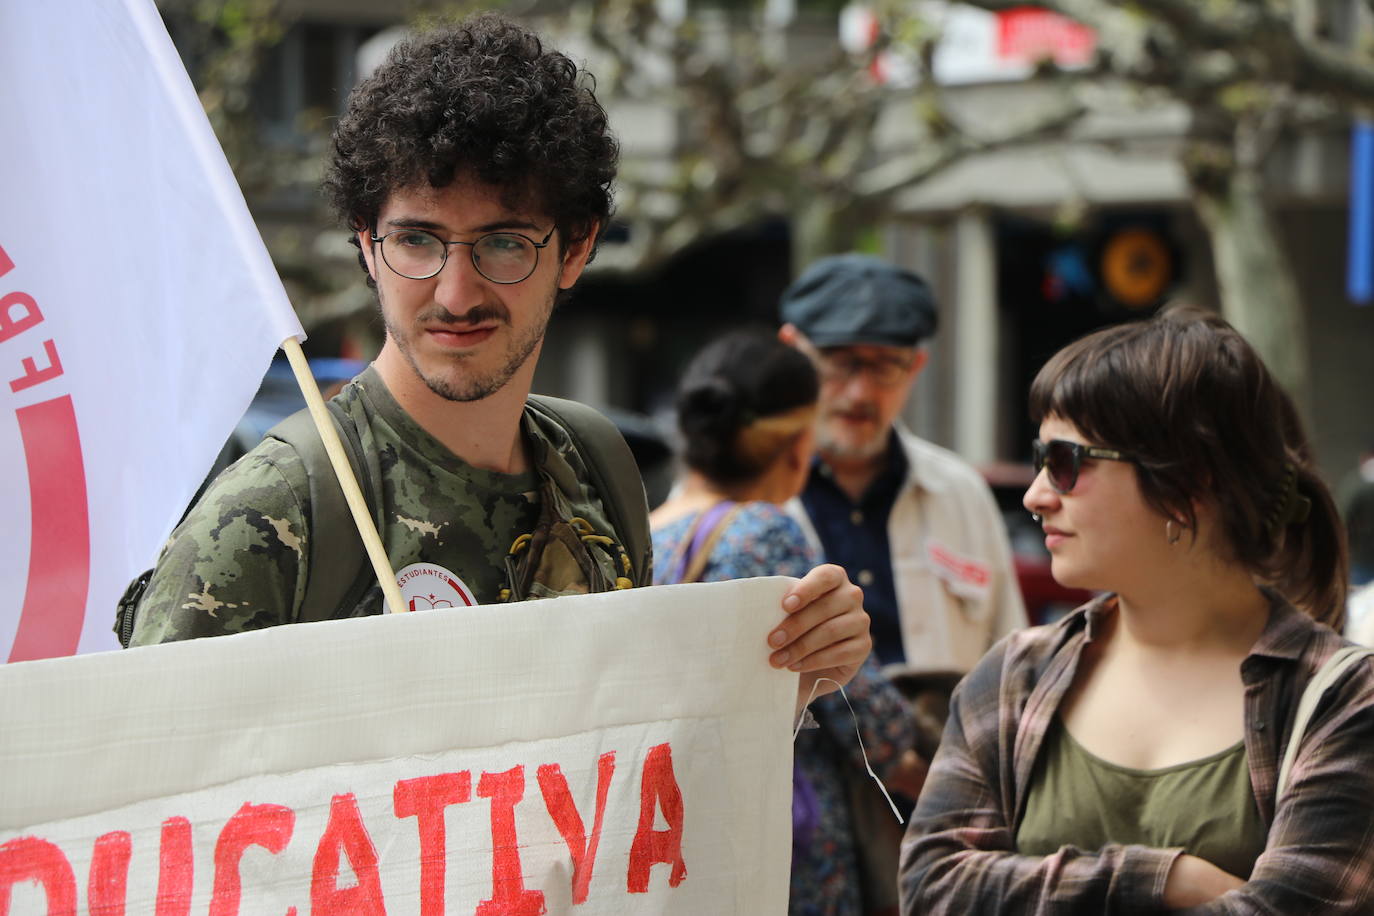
left=1192, top=163, right=1313, bottom=421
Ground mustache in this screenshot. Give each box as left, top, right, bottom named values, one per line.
left=826, top=401, right=880, bottom=421
left=417, top=302, right=511, bottom=326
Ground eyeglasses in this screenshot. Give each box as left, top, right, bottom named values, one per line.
left=1031, top=438, right=1135, bottom=494
left=815, top=350, right=915, bottom=388
left=369, top=225, right=556, bottom=284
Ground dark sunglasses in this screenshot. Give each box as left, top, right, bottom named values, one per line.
left=1031, top=438, right=1135, bottom=494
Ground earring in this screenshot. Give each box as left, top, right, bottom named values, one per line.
left=1166, top=519, right=1181, bottom=545
left=1030, top=512, right=1042, bottom=524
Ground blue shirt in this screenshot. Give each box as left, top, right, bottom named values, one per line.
left=800, top=435, right=909, bottom=665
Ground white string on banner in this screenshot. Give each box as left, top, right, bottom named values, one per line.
left=794, top=677, right=905, bottom=824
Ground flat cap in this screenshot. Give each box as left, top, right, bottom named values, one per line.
left=779, top=254, right=938, bottom=348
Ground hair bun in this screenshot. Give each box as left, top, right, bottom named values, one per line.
left=674, top=329, right=819, bottom=485
left=677, top=377, right=746, bottom=439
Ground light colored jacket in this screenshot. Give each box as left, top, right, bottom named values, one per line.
left=790, top=425, right=1025, bottom=674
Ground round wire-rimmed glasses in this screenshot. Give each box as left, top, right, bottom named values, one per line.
left=369, top=225, right=556, bottom=284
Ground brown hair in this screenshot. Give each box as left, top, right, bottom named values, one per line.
left=1029, top=305, right=1348, bottom=627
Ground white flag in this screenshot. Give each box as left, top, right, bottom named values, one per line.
left=0, top=0, right=304, bottom=661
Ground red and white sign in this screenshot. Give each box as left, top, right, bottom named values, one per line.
left=0, top=580, right=798, bottom=913
left=0, top=0, right=303, bottom=661
left=841, top=2, right=1097, bottom=87
left=926, top=537, right=992, bottom=602
left=995, top=6, right=1095, bottom=70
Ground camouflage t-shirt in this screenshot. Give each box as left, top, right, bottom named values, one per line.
left=128, top=366, right=627, bottom=645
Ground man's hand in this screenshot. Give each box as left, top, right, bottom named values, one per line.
left=1163, top=854, right=1244, bottom=909
left=769, top=564, right=872, bottom=713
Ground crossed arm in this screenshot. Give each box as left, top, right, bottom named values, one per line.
left=899, top=642, right=1374, bottom=914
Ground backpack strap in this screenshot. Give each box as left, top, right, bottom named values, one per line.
left=266, top=400, right=384, bottom=623
left=116, top=399, right=380, bottom=645
left=1277, top=644, right=1374, bottom=799
left=525, top=395, right=653, bottom=587
left=117, top=453, right=209, bottom=646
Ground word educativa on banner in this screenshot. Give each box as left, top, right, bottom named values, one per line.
left=1, top=743, right=689, bottom=914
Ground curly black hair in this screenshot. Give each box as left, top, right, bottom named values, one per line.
left=323, top=14, right=619, bottom=280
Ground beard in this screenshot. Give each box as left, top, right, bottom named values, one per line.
left=381, top=291, right=554, bottom=403
left=816, top=401, right=890, bottom=462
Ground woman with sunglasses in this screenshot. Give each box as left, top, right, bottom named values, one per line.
left=900, top=305, right=1372, bottom=913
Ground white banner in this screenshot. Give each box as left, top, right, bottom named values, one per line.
left=0, top=0, right=304, bottom=661
left=0, top=579, right=797, bottom=914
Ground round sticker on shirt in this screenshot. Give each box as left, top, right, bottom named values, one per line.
left=393, top=562, right=477, bottom=613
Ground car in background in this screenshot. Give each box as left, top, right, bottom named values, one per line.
left=980, top=462, right=1095, bottom=626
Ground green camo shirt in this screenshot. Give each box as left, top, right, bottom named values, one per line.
left=129, top=366, right=626, bottom=645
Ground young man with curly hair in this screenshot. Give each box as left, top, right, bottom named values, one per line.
left=128, top=14, right=870, bottom=712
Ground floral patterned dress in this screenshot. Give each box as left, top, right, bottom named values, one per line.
left=653, top=501, right=917, bottom=915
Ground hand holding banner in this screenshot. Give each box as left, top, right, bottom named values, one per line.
left=0, top=580, right=798, bottom=913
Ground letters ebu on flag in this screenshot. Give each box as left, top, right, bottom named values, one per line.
left=0, top=0, right=303, bottom=662
left=0, top=580, right=798, bottom=913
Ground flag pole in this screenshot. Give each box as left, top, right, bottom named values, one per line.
left=281, top=336, right=408, bottom=615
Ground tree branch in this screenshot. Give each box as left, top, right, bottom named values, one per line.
left=852, top=100, right=1089, bottom=201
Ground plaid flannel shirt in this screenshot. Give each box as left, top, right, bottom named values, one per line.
left=900, top=590, right=1374, bottom=914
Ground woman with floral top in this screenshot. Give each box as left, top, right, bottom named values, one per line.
left=652, top=330, right=917, bottom=916
left=901, top=305, right=1374, bottom=913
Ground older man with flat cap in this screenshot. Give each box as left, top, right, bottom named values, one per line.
left=779, top=253, right=1024, bottom=719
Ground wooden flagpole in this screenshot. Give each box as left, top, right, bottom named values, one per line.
left=281, top=336, right=408, bottom=615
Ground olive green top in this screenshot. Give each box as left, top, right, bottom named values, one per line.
left=1016, top=716, right=1267, bottom=879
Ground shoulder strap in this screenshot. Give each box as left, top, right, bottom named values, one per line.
left=266, top=401, right=384, bottom=622
left=661, top=500, right=741, bottom=585
left=680, top=503, right=744, bottom=585
left=526, top=394, right=653, bottom=587
left=1277, top=645, right=1374, bottom=798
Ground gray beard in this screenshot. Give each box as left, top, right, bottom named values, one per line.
left=817, top=413, right=890, bottom=463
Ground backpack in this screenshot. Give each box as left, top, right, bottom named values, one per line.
left=115, top=394, right=652, bottom=646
